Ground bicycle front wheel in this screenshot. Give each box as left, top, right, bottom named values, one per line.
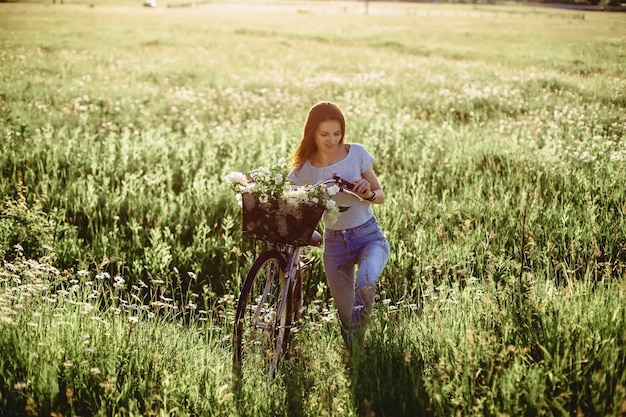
left=233, top=250, right=293, bottom=379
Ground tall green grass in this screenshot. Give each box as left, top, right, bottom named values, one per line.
left=1, top=1, right=625, bottom=415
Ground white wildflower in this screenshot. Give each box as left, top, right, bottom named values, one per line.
left=224, top=171, right=248, bottom=187
left=326, top=184, right=340, bottom=196
left=95, top=272, right=111, bottom=280
left=13, top=382, right=28, bottom=390
left=113, top=275, right=125, bottom=289
left=325, top=200, right=340, bottom=225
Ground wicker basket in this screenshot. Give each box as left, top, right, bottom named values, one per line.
left=241, top=192, right=324, bottom=246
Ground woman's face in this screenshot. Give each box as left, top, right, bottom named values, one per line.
left=313, top=120, right=343, bottom=153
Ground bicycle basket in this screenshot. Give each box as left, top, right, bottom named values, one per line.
left=241, top=192, right=324, bottom=246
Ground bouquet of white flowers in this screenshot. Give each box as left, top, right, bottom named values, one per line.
left=225, top=158, right=340, bottom=245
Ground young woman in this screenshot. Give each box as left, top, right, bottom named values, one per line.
left=289, top=101, right=390, bottom=350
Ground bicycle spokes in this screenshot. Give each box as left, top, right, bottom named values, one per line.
left=233, top=250, right=293, bottom=380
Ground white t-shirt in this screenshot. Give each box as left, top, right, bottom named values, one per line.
left=289, top=143, right=375, bottom=230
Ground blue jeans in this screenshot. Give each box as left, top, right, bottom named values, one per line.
left=323, top=216, right=390, bottom=342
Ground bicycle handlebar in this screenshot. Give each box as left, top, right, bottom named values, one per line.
left=309, top=176, right=364, bottom=202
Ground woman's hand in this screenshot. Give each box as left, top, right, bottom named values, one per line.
left=358, top=167, right=385, bottom=204
left=352, top=178, right=373, bottom=198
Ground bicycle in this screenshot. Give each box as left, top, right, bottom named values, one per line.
left=232, top=176, right=362, bottom=380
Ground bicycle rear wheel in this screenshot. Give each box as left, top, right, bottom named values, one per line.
left=233, top=250, right=293, bottom=379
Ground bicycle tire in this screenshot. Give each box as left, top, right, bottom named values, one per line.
left=233, top=250, right=293, bottom=379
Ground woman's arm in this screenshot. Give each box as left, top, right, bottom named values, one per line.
left=352, top=166, right=385, bottom=204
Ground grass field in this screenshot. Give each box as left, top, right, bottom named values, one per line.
left=1, top=1, right=625, bottom=416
